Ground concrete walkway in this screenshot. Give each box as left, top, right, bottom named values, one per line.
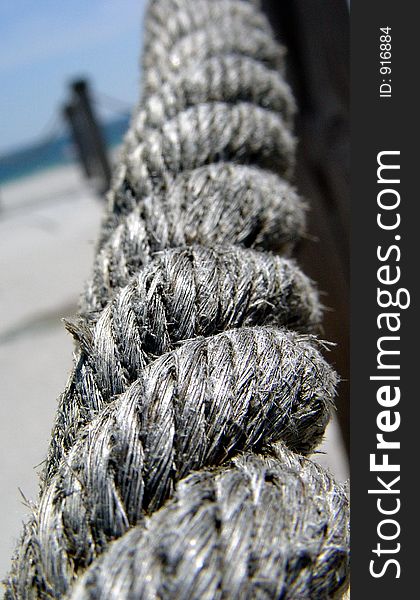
left=0, top=165, right=102, bottom=583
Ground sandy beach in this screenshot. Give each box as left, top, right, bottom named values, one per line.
left=0, top=162, right=349, bottom=585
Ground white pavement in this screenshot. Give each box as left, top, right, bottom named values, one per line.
left=0, top=163, right=349, bottom=585
left=0, top=165, right=102, bottom=584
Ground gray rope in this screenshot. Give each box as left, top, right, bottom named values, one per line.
left=46, top=245, right=322, bottom=481
left=6, top=1, right=350, bottom=598
left=70, top=451, right=348, bottom=600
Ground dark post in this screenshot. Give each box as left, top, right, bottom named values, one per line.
left=63, top=79, right=112, bottom=195
left=62, top=103, right=92, bottom=179
left=261, top=0, right=350, bottom=454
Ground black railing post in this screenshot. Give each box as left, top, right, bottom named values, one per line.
left=63, top=78, right=112, bottom=196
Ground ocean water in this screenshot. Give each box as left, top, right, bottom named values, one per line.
left=0, top=115, right=130, bottom=186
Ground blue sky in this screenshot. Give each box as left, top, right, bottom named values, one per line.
left=0, top=0, right=147, bottom=154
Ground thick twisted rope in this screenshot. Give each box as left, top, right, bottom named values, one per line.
left=6, top=1, right=350, bottom=598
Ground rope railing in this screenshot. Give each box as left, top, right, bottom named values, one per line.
left=6, top=1, right=349, bottom=598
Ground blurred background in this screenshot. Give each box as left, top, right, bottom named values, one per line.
left=0, top=0, right=147, bottom=582
left=0, top=0, right=349, bottom=586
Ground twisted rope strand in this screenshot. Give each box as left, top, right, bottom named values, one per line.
left=85, top=166, right=306, bottom=318
left=20, top=327, right=337, bottom=597
left=71, top=450, right=348, bottom=600
left=6, top=1, right=349, bottom=598
left=45, top=245, right=321, bottom=484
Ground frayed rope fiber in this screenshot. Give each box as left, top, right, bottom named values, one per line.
left=6, top=0, right=350, bottom=598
